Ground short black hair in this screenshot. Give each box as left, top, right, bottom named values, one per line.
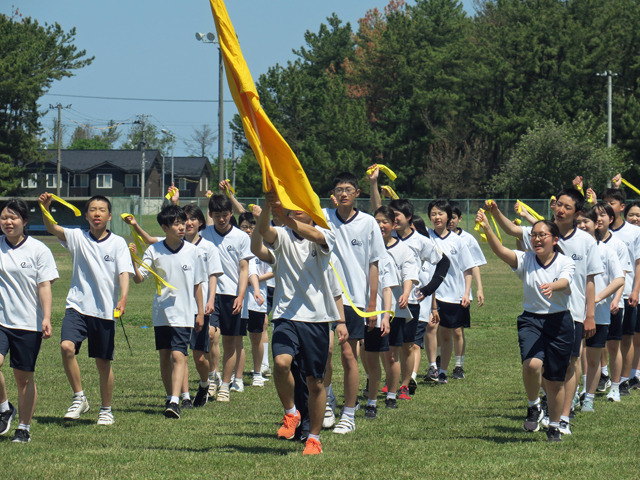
left=183, top=204, right=206, bottom=231
left=157, top=204, right=187, bottom=227
left=85, top=195, right=111, bottom=213
left=602, top=188, right=626, bottom=205
left=578, top=205, right=600, bottom=240
left=238, top=211, right=256, bottom=226
left=624, top=200, right=640, bottom=219
left=594, top=202, right=615, bottom=225
left=427, top=198, right=452, bottom=223
left=389, top=199, right=414, bottom=222
left=412, top=214, right=430, bottom=238
left=556, top=188, right=584, bottom=213
left=332, top=172, right=359, bottom=191
left=1, top=199, right=29, bottom=235
left=374, top=205, right=395, bottom=224
left=450, top=201, right=462, bottom=218
left=208, top=194, right=232, bottom=214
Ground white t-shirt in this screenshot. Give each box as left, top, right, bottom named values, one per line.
left=375, top=251, right=401, bottom=327
left=194, top=237, right=223, bottom=305
left=522, top=226, right=603, bottom=322
left=0, top=236, right=59, bottom=332
left=429, top=229, right=476, bottom=304
left=242, top=256, right=272, bottom=317
left=397, top=230, right=442, bottom=304
left=140, top=239, right=207, bottom=327
left=386, top=239, right=419, bottom=319
left=594, top=241, right=625, bottom=325
left=610, top=221, right=640, bottom=299
left=418, top=262, right=434, bottom=323
left=62, top=229, right=134, bottom=321
left=456, top=229, right=487, bottom=301
left=602, top=233, right=631, bottom=308
left=513, top=251, right=575, bottom=314
left=323, top=208, right=386, bottom=309
left=267, top=226, right=340, bottom=323
left=200, top=225, right=253, bottom=296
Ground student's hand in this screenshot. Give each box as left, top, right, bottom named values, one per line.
left=398, top=293, right=409, bottom=310
left=205, top=298, right=215, bottom=315
left=583, top=315, right=596, bottom=339
left=331, top=195, right=338, bottom=207
left=219, top=179, right=233, bottom=196
left=251, top=204, right=262, bottom=218
left=539, top=283, right=553, bottom=299
left=613, top=173, right=622, bottom=189
left=430, top=310, right=440, bottom=325
left=629, top=291, right=639, bottom=308
left=336, top=323, right=349, bottom=345
left=41, top=319, right=52, bottom=340
left=195, top=312, right=204, bottom=332
left=38, top=192, right=53, bottom=209
left=611, top=303, right=619, bottom=315
left=475, top=209, right=490, bottom=230
left=572, top=176, right=583, bottom=190
left=116, top=299, right=126, bottom=318
left=483, top=200, right=497, bottom=214
left=367, top=164, right=379, bottom=182
left=123, top=214, right=137, bottom=226
left=380, top=315, right=390, bottom=337
left=586, top=188, right=597, bottom=204
left=415, top=292, right=425, bottom=303
left=477, top=289, right=484, bottom=307
left=255, top=292, right=264, bottom=307
left=206, top=190, right=213, bottom=198
left=167, top=183, right=179, bottom=205
left=232, top=295, right=243, bottom=315
left=461, top=294, right=470, bottom=308
left=129, top=243, right=138, bottom=256
left=366, top=313, right=377, bottom=332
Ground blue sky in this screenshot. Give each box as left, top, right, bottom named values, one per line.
left=11, top=0, right=476, bottom=158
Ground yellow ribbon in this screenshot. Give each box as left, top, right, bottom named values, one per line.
left=575, top=184, right=585, bottom=196
left=621, top=178, right=640, bottom=196
left=550, top=195, right=556, bottom=204
left=329, top=261, right=395, bottom=321
left=39, top=195, right=82, bottom=225
left=248, top=204, right=255, bottom=210
left=129, top=247, right=177, bottom=295
left=165, top=187, right=178, bottom=201
left=120, top=213, right=147, bottom=255
left=381, top=185, right=400, bottom=200
left=474, top=200, right=502, bottom=243
left=516, top=200, right=545, bottom=222
left=367, top=164, right=397, bottom=181
left=224, top=180, right=235, bottom=198
left=114, top=308, right=121, bottom=318
left=514, top=218, right=522, bottom=226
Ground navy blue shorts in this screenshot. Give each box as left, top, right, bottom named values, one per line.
left=462, top=305, right=471, bottom=328
left=622, top=299, right=637, bottom=336
left=586, top=324, right=609, bottom=348
left=437, top=300, right=466, bottom=329
left=414, top=321, right=427, bottom=349
left=344, top=306, right=365, bottom=340
left=61, top=308, right=115, bottom=360
left=571, top=322, right=584, bottom=358
left=272, top=319, right=330, bottom=379
left=190, top=315, right=210, bottom=352
left=517, top=310, right=574, bottom=382
left=0, top=325, right=42, bottom=372
left=364, top=326, right=390, bottom=353
left=213, top=294, right=246, bottom=336
left=403, top=303, right=420, bottom=344
left=266, top=286, right=275, bottom=316
left=608, top=308, right=624, bottom=341
left=155, top=326, right=191, bottom=355
left=247, top=310, right=266, bottom=334
left=388, top=317, right=410, bottom=347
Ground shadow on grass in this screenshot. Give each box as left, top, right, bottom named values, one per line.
left=452, top=425, right=540, bottom=444
left=141, top=442, right=292, bottom=456
left=34, top=416, right=94, bottom=426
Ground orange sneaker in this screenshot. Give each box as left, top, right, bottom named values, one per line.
left=277, top=411, right=301, bottom=440
left=302, top=437, right=322, bottom=455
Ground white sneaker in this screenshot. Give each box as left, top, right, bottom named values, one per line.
left=230, top=379, right=244, bottom=392
left=97, top=409, right=114, bottom=425
left=261, top=364, right=272, bottom=377
left=607, top=387, right=621, bottom=402
left=333, top=416, right=356, bottom=434
left=208, top=379, right=218, bottom=398
left=252, top=375, right=265, bottom=387
left=217, top=388, right=230, bottom=402
left=540, top=415, right=549, bottom=429
left=64, top=396, right=90, bottom=419
left=216, top=372, right=222, bottom=387
left=322, top=403, right=335, bottom=429
left=230, top=372, right=236, bottom=384
left=559, top=420, right=572, bottom=435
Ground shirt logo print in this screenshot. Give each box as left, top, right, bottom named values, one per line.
left=182, top=265, right=192, bottom=271
left=571, top=254, right=584, bottom=261
left=20, top=261, right=32, bottom=268
left=351, top=239, right=363, bottom=247
left=104, top=255, right=115, bottom=262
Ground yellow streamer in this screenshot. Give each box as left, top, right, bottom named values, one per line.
left=550, top=195, right=556, bottom=204
left=223, top=180, right=235, bottom=198
left=381, top=185, right=400, bottom=200
left=621, top=178, right=640, bottom=196
left=114, top=308, right=121, bottom=319
left=516, top=200, right=545, bottom=222
left=329, top=261, right=395, bottom=321
left=165, top=187, right=178, bottom=201
left=39, top=195, right=82, bottom=225
left=120, top=213, right=147, bottom=255
left=514, top=218, right=522, bottom=226
left=129, top=247, right=177, bottom=296
left=474, top=200, right=502, bottom=243
left=248, top=204, right=255, bottom=210
left=367, top=164, right=397, bottom=181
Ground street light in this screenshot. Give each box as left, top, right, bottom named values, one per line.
left=161, top=129, right=175, bottom=189
left=196, top=31, right=225, bottom=184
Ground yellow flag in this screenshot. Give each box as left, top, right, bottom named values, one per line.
left=208, top=0, right=328, bottom=229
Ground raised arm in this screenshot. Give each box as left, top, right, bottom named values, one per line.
left=38, top=193, right=66, bottom=242
left=219, top=180, right=246, bottom=215
left=368, top=165, right=382, bottom=212
left=122, top=215, right=159, bottom=245
left=251, top=204, right=275, bottom=263
left=269, top=192, right=327, bottom=248
left=476, top=209, right=518, bottom=269
left=484, top=200, right=524, bottom=240
left=257, top=196, right=278, bottom=247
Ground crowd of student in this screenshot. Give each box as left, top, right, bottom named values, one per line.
left=0, top=168, right=638, bottom=452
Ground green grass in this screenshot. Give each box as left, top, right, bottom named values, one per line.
left=1, top=233, right=639, bottom=479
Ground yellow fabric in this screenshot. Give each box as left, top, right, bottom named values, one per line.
left=516, top=200, right=545, bottom=222
left=381, top=185, right=400, bottom=200
left=514, top=218, right=522, bottom=226
left=329, top=261, right=394, bottom=321
left=39, top=195, right=81, bottom=225
left=223, top=180, right=236, bottom=198
left=575, top=184, right=585, bottom=196
left=474, top=200, right=502, bottom=243
left=367, top=164, right=397, bottom=181
left=247, top=204, right=255, bottom=210
left=120, top=213, right=147, bottom=255
left=129, top=247, right=177, bottom=296
left=114, top=309, right=121, bottom=319
left=165, top=187, right=178, bottom=201
left=621, top=178, right=640, bottom=196
left=550, top=195, right=556, bottom=204
left=208, top=0, right=328, bottom=229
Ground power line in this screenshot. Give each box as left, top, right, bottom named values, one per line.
left=44, top=93, right=236, bottom=103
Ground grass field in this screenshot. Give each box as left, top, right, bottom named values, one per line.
left=1, top=230, right=639, bottom=479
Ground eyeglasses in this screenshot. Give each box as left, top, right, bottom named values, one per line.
left=529, top=233, right=552, bottom=240
left=334, top=187, right=356, bottom=195
left=240, top=224, right=255, bottom=231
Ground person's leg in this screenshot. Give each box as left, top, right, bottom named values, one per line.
left=632, top=332, right=640, bottom=382
left=181, top=363, right=190, bottom=399
left=385, top=347, right=401, bottom=395
left=95, top=358, right=113, bottom=408
left=261, top=316, right=270, bottom=371
left=522, top=357, right=543, bottom=402
left=561, top=356, right=579, bottom=418
left=545, top=380, right=565, bottom=424
left=440, top=327, right=454, bottom=373
left=274, top=353, right=295, bottom=409
left=453, top=327, right=464, bottom=364
left=13, top=369, right=36, bottom=427
left=193, top=350, right=210, bottom=382
left=221, top=335, right=236, bottom=384
left=426, top=323, right=438, bottom=364
left=412, top=345, right=421, bottom=376
left=400, top=342, right=414, bottom=388
left=171, top=350, right=187, bottom=399
left=233, top=336, right=245, bottom=382
left=208, top=326, right=220, bottom=376
left=249, top=332, right=263, bottom=374
left=585, top=347, right=602, bottom=395
left=61, top=340, right=83, bottom=394
left=607, top=340, right=622, bottom=382
left=366, top=351, right=381, bottom=402
left=323, top=330, right=334, bottom=390
left=307, top=376, right=326, bottom=436
left=159, top=349, right=173, bottom=397
left=341, top=339, right=359, bottom=409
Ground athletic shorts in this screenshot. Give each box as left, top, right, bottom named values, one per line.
left=437, top=300, right=466, bottom=329
left=247, top=310, right=266, bottom=334
left=266, top=286, right=275, bottom=316
left=608, top=308, right=624, bottom=341
left=212, top=294, right=246, bottom=336
left=388, top=317, right=410, bottom=347
left=571, top=322, right=584, bottom=358
left=622, top=299, right=637, bottom=336
left=517, top=310, right=574, bottom=382
left=403, top=304, right=420, bottom=344
left=414, top=321, right=427, bottom=349
left=272, top=319, right=330, bottom=379
left=190, top=315, right=210, bottom=352
left=364, top=326, right=390, bottom=353
left=586, top=324, right=609, bottom=348
left=61, top=308, right=115, bottom=360
left=155, top=326, right=191, bottom=355
left=461, top=305, right=471, bottom=329
left=0, top=325, right=42, bottom=372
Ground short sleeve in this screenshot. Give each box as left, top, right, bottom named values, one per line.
left=315, top=225, right=335, bottom=256
left=465, top=235, right=487, bottom=267
left=513, top=250, right=527, bottom=281
left=609, top=249, right=625, bottom=281
left=61, top=228, right=78, bottom=252
left=194, top=251, right=207, bottom=285
left=239, top=233, right=253, bottom=261
left=116, top=238, right=135, bottom=276
left=369, top=219, right=386, bottom=264
left=421, top=237, right=443, bottom=265
left=617, top=241, right=632, bottom=272
left=401, top=251, right=420, bottom=284
left=586, top=241, right=604, bottom=276
left=207, top=246, right=223, bottom=277
left=248, top=258, right=258, bottom=278
left=36, top=245, right=59, bottom=284
left=558, top=257, right=575, bottom=289
left=458, top=241, right=477, bottom=272
left=521, top=226, right=533, bottom=252
left=633, top=231, right=640, bottom=261
left=139, top=247, right=153, bottom=282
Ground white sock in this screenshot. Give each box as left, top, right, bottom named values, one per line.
left=221, top=382, right=230, bottom=391
left=387, top=392, right=397, bottom=400
left=429, top=362, right=437, bottom=368
left=262, top=344, right=269, bottom=365
left=18, top=422, right=30, bottom=432
left=170, top=396, right=179, bottom=405
left=181, top=392, right=190, bottom=400
left=411, top=371, right=417, bottom=380
left=285, top=406, right=297, bottom=416
left=439, top=368, right=447, bottom=375
left=621, top=376, right=629, bottom=383
left=74, top=390, right=85, bottom=398
left=367, top=399, right=377, bottom=407
left=455, top=356, right=464, bottom=367
left=560, top=415, right=570, bottom=423
left=528, top=398, right=541, bottom=407
left=309, top=433, right=320, bottom=441
left=200, top=380, right=209, bottom=388
left=631, top=368, right=639, bottom=378
left=0, top=400, right=9, bottom=412
left=582, top=375, right=587, bottom=389
left=343, top=406, right=356, bottom=418
left=100, top=406, right=111, bottom=412
left=601, top=365, right=609, bottom=376
left=549, top=421, right=560, bottom=429
left=437, top=347, right=441, bottom=357
left=612, top=381, right=620, bottom=389
left=585, top=393, right=595, bottom=402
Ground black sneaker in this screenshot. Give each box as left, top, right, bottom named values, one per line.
left=629, top=377, right=640, bottom=390
left=452, top=366, right=465, bottom=379
left=424, top=365, right=438, bottom=382
left=294, top=425, right=310, bottom=443
left=523, top=405, right=543, bottom=432
left=181, top=398, right=194, bottom=410
left=547, top=426, right=562, bottom=442
left=0, top=402, right=16, bottom=435
left=385, top=398, right=398, bottom=409
left=164, top=402, right=181, bottom=419
left=435, top=355, right=441, bottom=369
left=193, top=385, right=209, bottom=408
left=569, top=407, right=576, bottom=419
left=540, top=395, right=548, bottom=417
left=620, top=380, right=631, bottom=396
left=437, top=372, right=448, bottom=384
left=364, top=405, right=377, bottom=419
left=408, top=377, right=418, bottom=395
left=579, top=391, right=585, bottom=406
left=11, top=428, right=30, bottom=443
left=597, top=373, right=611, bottom=392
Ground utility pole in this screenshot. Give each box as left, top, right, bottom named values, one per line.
left=49, top=103, right=71, bottom=196
left=231, top=133, right=236, bottom=191
left=218, top=47, right=224, bottom=184
left=596, top=70, right=619, bottom=148
left=134, top=114, right=148, bottom=225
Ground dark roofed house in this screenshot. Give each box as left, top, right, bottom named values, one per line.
left=170, top=157, right=215, bottom=197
